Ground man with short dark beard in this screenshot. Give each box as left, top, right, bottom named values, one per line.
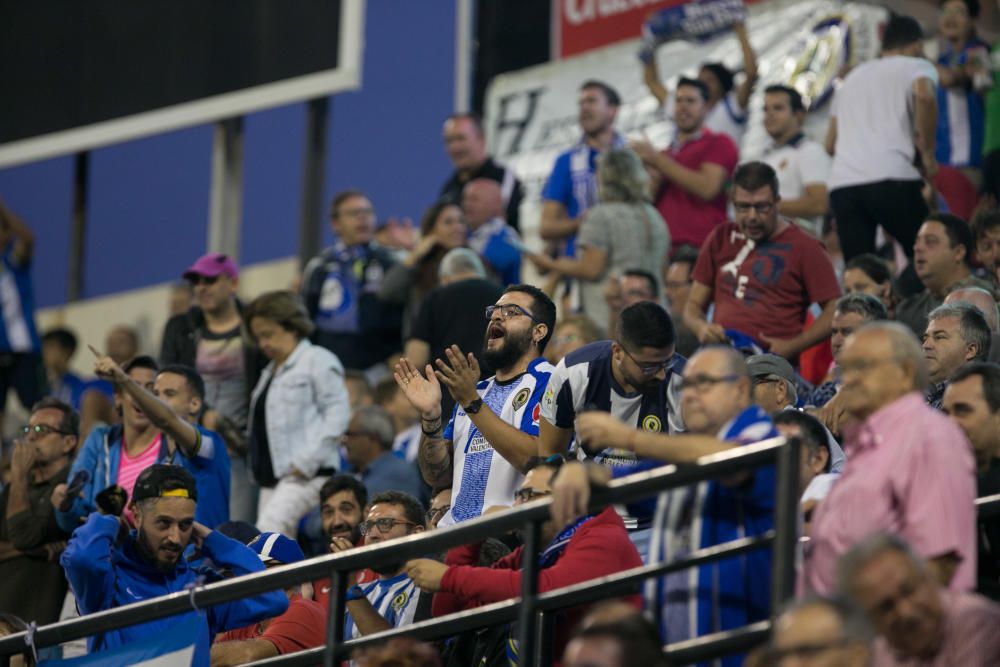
left=60, top=465, right=287, bottom=666
left=394, top=284, right=556, bottom=526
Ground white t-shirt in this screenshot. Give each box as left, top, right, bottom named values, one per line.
left=664, top=90, right=747, bottom=147
left=763, top=134, right=831, bottom=233
left=828, top=56, right=939, bottom=190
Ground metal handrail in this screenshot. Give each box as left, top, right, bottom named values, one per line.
left=0, top=436, right=798, bottom=667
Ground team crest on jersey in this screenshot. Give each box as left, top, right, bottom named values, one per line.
left=391, top=591, right=409, bottom=611
left=512, top=387, right=531, bottom=411
left=642, top=415, right=662, bottom=432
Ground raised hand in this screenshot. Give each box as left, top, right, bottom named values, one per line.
left=394, top=357, right=443, bottom=421
left=88, top=344, right=127, bottom=383
left=435, top=346, right=482, bottom=407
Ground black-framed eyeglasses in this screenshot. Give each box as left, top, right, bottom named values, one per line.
left=485, top=304, right=540, bottom=322
left=188, top=275, right=220, bottom=286
left=514, top=488, right=552, bottom=503
left=733, top=201, right=775, bottom=215
left=425, top=505, right=451, bottom=522
left=679, top=373, right=741, bottom=393
left=359, top=518, right=418, bottom=536
left=619, top=344, right=674, bottom=376
left=21, top=424, right=71, bottom=439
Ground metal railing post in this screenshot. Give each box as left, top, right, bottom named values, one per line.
left=770, top=436, right=800, bottom=616
left=516, top=519, right=541, bottom=666
left=324, top=569, right=347, bottom=667
left=537, top=611, right=555, bottom=666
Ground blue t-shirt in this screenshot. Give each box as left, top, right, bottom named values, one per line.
left=165, top=425, right=231, bottom=529
left=936, top=37, right=988, bottom=167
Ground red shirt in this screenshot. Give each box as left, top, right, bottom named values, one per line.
left=312, top=568, right=377, bottom=609
left=216, top=595, right=327, bottom=655
left=691, top=221, right=841, bottom=343
left=654, top=129, right=738, bottom=248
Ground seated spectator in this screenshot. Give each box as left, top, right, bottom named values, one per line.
left=300, top=189, right=403, bottom=371
left=603, top=268, right=663, bottom=342
left=60, top=465, right=287, bottom=664
left=544, top=314, right=603, bottom=365
left=662, top=247, right=700, bottom=357
left=244, top=291, right=350, bottom=537
left=379, top=202, right=468, bottom=342
left=945, top=286, right=1000, bottom=363
left=922, top=302, right=991, bottom=408
left=41, top=328, right=85, bottom=410
left=841, top=253, right=895, bottom=317
left=764, top=595, right=872, bottom=667
left=374, top=378, right=422, bottom=463
left=406, top=456, right=642, bottom=660
left=683, top=162, right=841, bottom=361
left=353, top=638, right=442, bottom=667
left=896, top=213, right=994, bottom=338
left=462, top=179, right=522, bottom=286
left=343, top=405, right=424, bottom=502
left=212, top=532, right=326, bottom=666
left=942, top=362, right=1000, bottom=599
left=0, top=398, right=77, bottom=625
left=839, top=533, right=1000, bottom=666
left=425, top=487, right=451, bottom=529
left=312, top=475, right=376, bottom=606
left=772, top=410, right=839, bottom=522
left=345, top=369, right=374, bottom=413
left=802, top=323, right=976, bottom=595
left=334, top=491, right=428, bottom=638
left=971, top=209, right=1000, bottom=286
left=562, top=612, right=668, bottom=667
left=91, top=354, right=232, bottom=529
left=527, top=148, right=670, bottom=331
left=439, top=113, right=523, bottom=232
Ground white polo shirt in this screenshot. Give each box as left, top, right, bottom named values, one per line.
left=763, top=133, right=831, bottom=234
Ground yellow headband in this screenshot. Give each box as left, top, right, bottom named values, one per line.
left=161, top=489, right=191, bottom=498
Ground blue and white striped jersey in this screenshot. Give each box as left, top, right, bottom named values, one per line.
left=438, top=357, right=554, bottom=527
left=345, top=572, right=422, bottom=640
left=0, top=247, right=39, bottom=353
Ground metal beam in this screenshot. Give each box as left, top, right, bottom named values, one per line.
left=67, top=151, right=89, bottom=302
left=207, top=117, right=245, bottom=259
left=298, top=97, right=329, bottom=269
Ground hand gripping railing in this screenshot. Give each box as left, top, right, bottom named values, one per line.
left=0, top=436, right=800, bottom=667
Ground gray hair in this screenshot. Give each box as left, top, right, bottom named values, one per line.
left=945, top=287, right=1000, bottom=333
left=837, top=533, right=928, bottom=598
left=775, top=594, right=875, bottom=645
left=773, top=376, right=798, bottom=405
left=352, top=405, right=396, bottom=450
left=835, top=292, right=888, bottom=322
left=928, top=302, right=991, bottom=362
left=597, top=148, right=651, bottom=204
left=439, top=248, right=486, bottom=281
left=857, top=321, right=928, bottom=390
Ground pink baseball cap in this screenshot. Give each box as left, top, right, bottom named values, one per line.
left=183, top=253, right=239, bottom=280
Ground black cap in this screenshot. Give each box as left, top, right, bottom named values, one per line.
left=132, top=464, right=198, bottom=504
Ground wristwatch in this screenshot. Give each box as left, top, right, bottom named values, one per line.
left=464, top=398, right=484, bottom=414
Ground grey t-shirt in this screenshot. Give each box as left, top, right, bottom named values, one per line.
left=196, top=325, right=248, bottom=429
left=577, top=201, right=671, bottom=331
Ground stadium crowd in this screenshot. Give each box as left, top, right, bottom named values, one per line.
left=4, top=3, right=1000, bottom=665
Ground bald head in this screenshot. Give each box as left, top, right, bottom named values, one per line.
left=945, top=287, right=1000, bottom=333
left=839, top=323, right=927, bottom=420
left=462, top=178, right=503, bottom=229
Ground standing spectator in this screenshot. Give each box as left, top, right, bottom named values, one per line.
left=841, top=253, right=895, bottom=316
left=550, top=346, right=779, bottom=662
left=301, top=189, right=403, bottom=371
left=631, top=77, right=739, bottom=249
left=662, top=248, right=701, bottom=358
left=245, top=291, right=350, bottom=537
left=342, top=405, right=424, bottom=502
left=802, top=323, right=976, bottom=595
left=683, top=162, right=841, bottom=360
left=922, top=302, right=991, bottom=408
left=839, top=533, right=1000, bottom=666
left=405, top=249, right=503, bottom=419
left=539, top=80, right=622, bottom=253
left=760, top=85, right=831, bottom=234
left=104, top=325, right=139, bottom=365
left=765, top=596, right=872, bottom=667
left=212, top=532, right=326, bottom=666
left=543, top=314, right=603, bottom=365
left=0, top=200, right=44, bottom=432
left=826, top=15, right=938, bottom=275
left=462, top=179, right=522, bottom=286
left=60, top=465, right=287, bottom=665
left=160, top=252, right=266, bottom=524
left=935, top=0, right=991, bottom=171
left=438, top=113, right=523, bottom=232
left=896, top=213, right=995, bottom=338
left=41, top=328, right=85, bottom=410
left=642, top=21, right=758, bottom=146
left=395, top=285, right=555, bottom=526
left=528, top=148, right=670, bottom=332
left=378, top=202, right=468, bottom=342
left=0, top=399, right=77, bottom=625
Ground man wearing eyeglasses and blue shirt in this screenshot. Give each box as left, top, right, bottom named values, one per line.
left=538, top=300, right=685, bottom=559
left=394, top=285, right=556, bottom=527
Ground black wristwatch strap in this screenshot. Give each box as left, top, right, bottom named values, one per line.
left=464, top=398, right=484, bottom=414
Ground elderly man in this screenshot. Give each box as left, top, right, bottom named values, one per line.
left=341, top=405, right=424, bottom=502
left=802, top=322, right=976, bottom=595
left=764, top=595, right=872, bottom=667
left=945, top=286, right=1000, bottom=363
left=839, top=534, right=1000, bottom=666
left=551, top=346, right=778, bottom=665
left=922, top=302, right=991, bottom=408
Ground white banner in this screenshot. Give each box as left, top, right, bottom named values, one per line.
left=483, top=0, right=888, bottom=247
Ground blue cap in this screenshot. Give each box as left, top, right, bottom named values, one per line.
left=247, top=532, right=305, bottom=565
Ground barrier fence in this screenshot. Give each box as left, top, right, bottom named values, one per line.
left=0, top=438, right=801, bottom=666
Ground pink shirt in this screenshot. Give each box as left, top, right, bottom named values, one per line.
left=118, top=434, right=162, bottom=523
left=801, top=393, right=976, bottom=595
left=872, top=590, right=1000, bottom=666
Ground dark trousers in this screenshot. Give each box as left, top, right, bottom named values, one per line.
left=0, top=352, right=46, bottom=412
